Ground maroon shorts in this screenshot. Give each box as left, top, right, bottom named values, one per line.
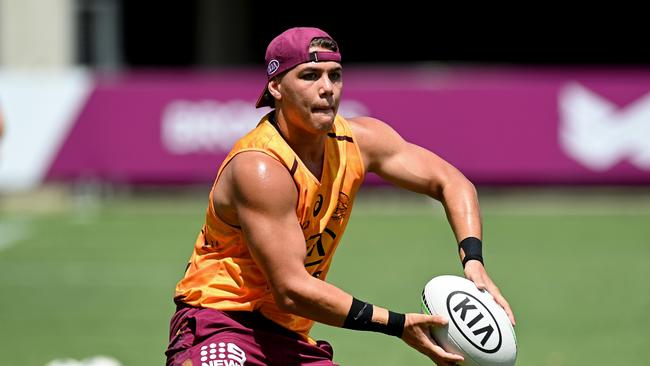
left=165, top=304, right=338, bottom=366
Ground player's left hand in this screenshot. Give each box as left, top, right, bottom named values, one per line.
left=463, top=260, right=516, bottom=326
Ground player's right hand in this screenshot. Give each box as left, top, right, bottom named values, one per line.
left=401, top=313, right=464, bottom=365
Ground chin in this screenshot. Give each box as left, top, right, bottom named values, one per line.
left=315, top=116, right=335, bottom=132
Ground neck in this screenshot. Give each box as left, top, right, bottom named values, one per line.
left=271, top=110, right=326, bottom=163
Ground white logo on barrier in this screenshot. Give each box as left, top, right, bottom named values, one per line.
left=161, top=100, right=264, bottom=154
left=338, top=100, right=370, bottom=118
left=558, top=82, right=650, bottom=171
left=161, top=99, right=370, bottom=155
left=200, top=342, right=247, bottom=366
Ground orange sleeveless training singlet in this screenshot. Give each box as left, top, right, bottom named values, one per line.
left=174, top=112, right=365, bottom=342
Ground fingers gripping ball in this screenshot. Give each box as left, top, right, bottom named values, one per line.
left=421, top=275, right=517, bottom=366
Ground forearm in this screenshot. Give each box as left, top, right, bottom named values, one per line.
left=440, top=177, right=482, bottom=243
left=275, top=274, right=350, bottom=326
left=275, top=273, right=391, bottom=328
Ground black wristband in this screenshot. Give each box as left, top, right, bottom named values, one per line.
left=386, top=310, right=406, bottom=338
left=343, top=298, right=405, bottom=337
left=459, top=236, right=484, bottom=267
left=343, top=297, right=373, bottom=329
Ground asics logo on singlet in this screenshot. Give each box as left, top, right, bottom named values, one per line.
left=200, top=342, right=247, bottom=366
left=267, top=59, right=280, bottom=75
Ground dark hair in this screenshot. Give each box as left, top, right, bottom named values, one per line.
left=310, top=37, right=338, bottom=52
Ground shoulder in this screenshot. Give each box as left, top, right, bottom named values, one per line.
left=348, top=116, right=405, bottom=168
left=348, top=116, right=387, bottom=135
left=348, top=116, right=404, bottom=145
left=218, top=151, right=297, bottom=211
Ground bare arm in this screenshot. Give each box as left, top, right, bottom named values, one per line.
left=351, top=116, right=516, bottom=326
left=216, top=151, right=352, bottom=326
left=350, top=116, right=480, bottom=242
left=214, top=151, right=462, bottom=365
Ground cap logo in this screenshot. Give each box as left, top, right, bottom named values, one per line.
left=267, top=59, right=280, bottom=76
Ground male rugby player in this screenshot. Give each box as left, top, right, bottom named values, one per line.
left=166, top=27, right=515, bottom=366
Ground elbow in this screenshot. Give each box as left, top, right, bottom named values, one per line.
left=271, top=280, right=305, bottom=313
left=452, top=174, right=477, bottom=195
left=464, top=179, right=477, bottom=196
left=453, top=178, right=478, bottom=205
left=434, top=175, right=476, bottom=201
left=274, top=291, right=298, bottom=313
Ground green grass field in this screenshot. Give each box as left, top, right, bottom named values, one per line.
left=1, top=187, right=649, bottom=365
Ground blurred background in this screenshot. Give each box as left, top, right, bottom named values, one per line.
left=1, top=1, right=649, bottom=365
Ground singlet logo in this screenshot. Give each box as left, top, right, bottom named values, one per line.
left=331, top=192, right=350, bottom=220
left=313, top=194, right=324, bottom=217
left=305, top=228, right=336, bottom=269
left=267, top=60, right=280, bottom=76
left=303, top=191, right=350, bottom=275
left=199, top=342, right=247, bottom=366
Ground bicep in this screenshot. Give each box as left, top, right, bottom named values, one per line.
left=237, top=200, right=308, bottom=289
left=226, top=153, right=309, bottom=289
left=378, top=141, right=462, bottom=198
left=352, top=117, right=465, bottom=200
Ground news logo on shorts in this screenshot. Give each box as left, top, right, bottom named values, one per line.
left=446, top=291, right=502, bottom=353
left=199, top=342, right=247, bottom=366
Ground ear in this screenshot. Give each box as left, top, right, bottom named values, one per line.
left=267, top=78, right=282, bottom=101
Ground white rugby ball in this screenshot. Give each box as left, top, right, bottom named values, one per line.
left=421, top=275, right=517, bottom=366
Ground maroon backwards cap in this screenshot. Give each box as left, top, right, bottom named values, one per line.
left=255, top=27, right=341, bottom=108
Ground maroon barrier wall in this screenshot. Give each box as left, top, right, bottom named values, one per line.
left=47, top=67, right=650, bottom=185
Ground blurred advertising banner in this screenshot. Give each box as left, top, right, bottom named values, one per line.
left=1, top=67, right=649, bottom=191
